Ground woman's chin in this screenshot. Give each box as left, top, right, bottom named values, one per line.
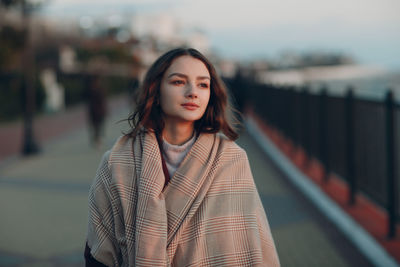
left=164, top=114, right=203, bottom=124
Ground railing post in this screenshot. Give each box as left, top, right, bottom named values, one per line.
left=287, top=87, right=294, bottom=142
left=289, top=87, right=297, bottom=154
left=293, top=89, right=300, bottom=146
left=302, top=87, right=310, bottom=168
left=386, top=90, right=397, bottom=239
left=346, top=88, right=356, bottom=205
left=319, top=87, right=330, bottom=182
left=267, top=85, right=272, bottom=126
left=284, top=87, right=291, bottom=138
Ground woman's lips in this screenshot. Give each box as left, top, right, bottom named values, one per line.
left=181, top=103, right=199, bottom=110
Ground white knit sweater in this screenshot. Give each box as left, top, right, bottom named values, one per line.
left=162, top=134, right=196, bottom=177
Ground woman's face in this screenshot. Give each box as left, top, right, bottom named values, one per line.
left=159, top=55, right=211, bottom=125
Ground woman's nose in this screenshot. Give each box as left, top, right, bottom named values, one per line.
left=185, top=83, right=198, bottom=98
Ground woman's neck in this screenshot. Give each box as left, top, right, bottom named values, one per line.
left=162, top=121, right=195, bottom=145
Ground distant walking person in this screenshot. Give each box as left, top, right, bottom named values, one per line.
left=85, top=48, right=280, bottom=266
left=86, top=74, right=107, bottom=148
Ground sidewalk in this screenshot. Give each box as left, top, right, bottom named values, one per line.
left=0, top=97, right=131, bottom=267
left=0, top=99, right=374, bottom=266
left=0, top=94, right=130, bottom=162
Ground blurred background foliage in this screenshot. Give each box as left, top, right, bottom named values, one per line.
left=0, top=25, right=26, bottom=70
left=0, top=0, right=140, bottom=122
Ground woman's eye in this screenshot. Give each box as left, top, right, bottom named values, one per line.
left=171, top=80, right=184, bottom=85
left=199, top=83, right=209, bottom=88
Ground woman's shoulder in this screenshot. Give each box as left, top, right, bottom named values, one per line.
left=107, top=135, right=134, bottom=164
left=215, top=133, right=247, bottom=159
left=111, top=135, right=132, bottom=151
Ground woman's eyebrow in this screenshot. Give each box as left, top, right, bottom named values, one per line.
left=167, top=73, right=210, bottom=80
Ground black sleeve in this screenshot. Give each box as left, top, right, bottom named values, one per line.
left=84, top=242, right=108, bottom=267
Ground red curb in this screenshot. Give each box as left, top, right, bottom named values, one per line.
left=247, top=109, right=400, bottom=263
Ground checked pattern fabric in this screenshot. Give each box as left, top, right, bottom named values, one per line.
left=86, top=130, right=280, bottom=267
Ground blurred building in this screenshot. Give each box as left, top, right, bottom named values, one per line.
left=257, top=64, right=387, bottom=87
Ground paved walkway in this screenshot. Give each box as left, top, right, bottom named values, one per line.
left=0, top=99, right=372, bottom=266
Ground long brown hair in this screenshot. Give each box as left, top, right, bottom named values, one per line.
left=127, top=47, right=239, bottom=140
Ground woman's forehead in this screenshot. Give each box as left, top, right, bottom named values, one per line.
left=165, top=56, right=210, bottom=78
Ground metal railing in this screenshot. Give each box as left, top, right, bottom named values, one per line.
left=232, top=79, right=399, bottom=239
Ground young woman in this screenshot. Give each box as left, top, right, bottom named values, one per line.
left=85, top=48, right=280, bottom=266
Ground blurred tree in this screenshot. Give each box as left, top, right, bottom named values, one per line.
left=0, top=0, right=45, bottom=10
left=0, top=26, right=26, bottom=70
left=0, top=0, right=18, bottom=7
left=76, top=45, right=136, bottom=64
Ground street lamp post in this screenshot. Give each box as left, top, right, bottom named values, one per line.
left=21, top=0, right=40, bottom=155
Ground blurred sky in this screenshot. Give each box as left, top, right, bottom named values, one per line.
left=41, top=0, right=400, bottom=70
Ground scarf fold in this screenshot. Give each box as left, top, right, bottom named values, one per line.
left=86, top=131, right=280, bottom=267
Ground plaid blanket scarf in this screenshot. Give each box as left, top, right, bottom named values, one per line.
left=86, top=130, right=280, bottom=266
